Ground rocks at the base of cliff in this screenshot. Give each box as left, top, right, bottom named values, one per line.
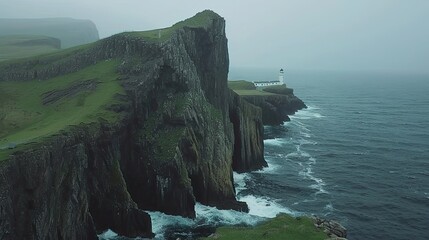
left=241, top=93, right=306, bottom=125
left=313, top=217, right=348, bottom=240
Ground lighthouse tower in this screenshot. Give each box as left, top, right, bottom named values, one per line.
left=279, top=68, right=284, bottom=84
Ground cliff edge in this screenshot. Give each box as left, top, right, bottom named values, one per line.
left=229, top=80, right=307, bottom=125
left=0, top=10, right=265, bottom=239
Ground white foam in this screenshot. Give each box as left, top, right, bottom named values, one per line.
left=298, top=158, right=328, bottom=194
left=324, top=203, right=334, bottom=212
left=287, top=145, right=312, bottom=159
left=264, top=138, right=284, bottom=146
left=300, top=151, right=311, bottom=158
left=293, top=120, right=311, bottom=132
left=195, top=203, right=263, bottom=226
left=299, top=138, right=317, bottom=145
left=148, top=211, right=194, bottom=239
left=302, top=132, right=312, bottom=138
left=147, top=203, right=264, bottom=240
left=290, top=105, right=324, bottom=120
left=306, top=106, right=321, bottom=111
left=255, top=157, right=281, bottom=174
left=233, top=172, right=251, bottom=194
left=238, top=195, right=299, bottom=218
left=98, top=229, right=118, bottom=239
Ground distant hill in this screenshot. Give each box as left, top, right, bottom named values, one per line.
left=0, top=18, right=99, bottom=48
left=0, top=35, right=60, bottom=61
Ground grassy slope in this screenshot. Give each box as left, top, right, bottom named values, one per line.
left=127, top=10, right=219, bottom=41
left=203, top=214, right=327, bottom=240
left=0, top=35, right=60, bottom=61
left=228, top=80, right=275, bottom=96
left=0, top=10, right=220, bottom=161
left=0, top=60, right=123, bottom=158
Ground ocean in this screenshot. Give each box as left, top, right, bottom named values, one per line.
left=100, top=69, right=429, bottom=240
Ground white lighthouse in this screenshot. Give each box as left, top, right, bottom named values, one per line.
left=253, top=68, right=285, bottom=87
left=279, top=68, right=284, bottom=84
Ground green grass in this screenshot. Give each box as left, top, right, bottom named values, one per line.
left=262, top=84, right=294, bottom=95
left=228, top=80, right=291, bottom=96
left=0, top=40, right=95, bottom=75
left=232, top=90, right=276, bottom=96
left=141, top=116, right=185, bottom=164
left=203, top=214, right=327, bottom=240
left=141, top=96, right=188, bottom=163
left=228, top=80, right=256, bottom=91
left=0, top=35, right=60, bottom=61
left=0, top=59, right=123, bottom=159
left=126, top=10, right=220, bottom=42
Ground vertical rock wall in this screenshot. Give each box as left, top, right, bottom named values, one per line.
left=0, top=11, right=266, bottom=239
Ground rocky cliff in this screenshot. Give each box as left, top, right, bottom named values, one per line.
left=0, top=10, right=265, bottom=239
left=242, top=93, right=307, bottom=125
left=229, top=90, right=266, bottom=172
left=228, top=81, right=306, bottom=126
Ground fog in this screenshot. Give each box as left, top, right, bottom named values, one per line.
left=1, top=0, right=428, bottom=74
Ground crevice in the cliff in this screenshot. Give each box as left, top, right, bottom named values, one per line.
left=229, top=107, right=243, bottom=171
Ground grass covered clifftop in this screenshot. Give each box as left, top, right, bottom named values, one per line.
left=203, top=214, right=327, bottom=240
left=228, top=80, right=294, bottom=96
left=228, top=80, right=306, bottom=125
left=0, top=35, right=60, bottom=61
left=0, top=10, right=225, bottom=161
left=126, top=10, right=221, bottom=41
left=0, top=10, right=267, bottom=239
left=0, top=60, right=123, bottom=159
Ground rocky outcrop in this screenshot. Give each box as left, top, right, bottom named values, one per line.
left=313, top=217, right=348, bottom=240
left=41, top=79, right=98, bottom=105
left=242, top=93, right=306, bottom=125
left=229, top=90, right=266, bottom=172
left=0, top=10, right=266, bottom=239
left=117, top=12, right=254, bottom=216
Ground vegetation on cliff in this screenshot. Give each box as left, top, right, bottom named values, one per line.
left=0, top=10, right=221, bottom=155
left=0, top=60, right=123, bottom=159
left=127, top=10, right=220, bottom=42
left=203, top=214, right=327, bottom=240
left=262, top=84, right=294, bottom=95
left=228, top=80, right=294, bottom=96
left=0, top=35, right=60, bottom=61
left=229, top=80, right=276, bottom=96
left=0, top=10, right=267, bottom=239
left=228, top=80, right=306, bottom=125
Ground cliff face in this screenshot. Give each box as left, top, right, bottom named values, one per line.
left=229, top=90, right=266, bottom=172
left=0, top=123, right=152, bottom=239
left=242, top=94, right=307, bottom=125
left=0, top=11, right=265, bottom=239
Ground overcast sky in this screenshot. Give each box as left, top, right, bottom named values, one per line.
left=1, top=0, right=428, bottom=74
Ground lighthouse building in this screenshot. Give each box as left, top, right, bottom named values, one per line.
left=253, top=69, right=285, bottom=87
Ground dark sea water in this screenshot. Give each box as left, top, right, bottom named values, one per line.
left=231, top=69, right=429, bottom=240
left=100, top=69, right=429, bottom=240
